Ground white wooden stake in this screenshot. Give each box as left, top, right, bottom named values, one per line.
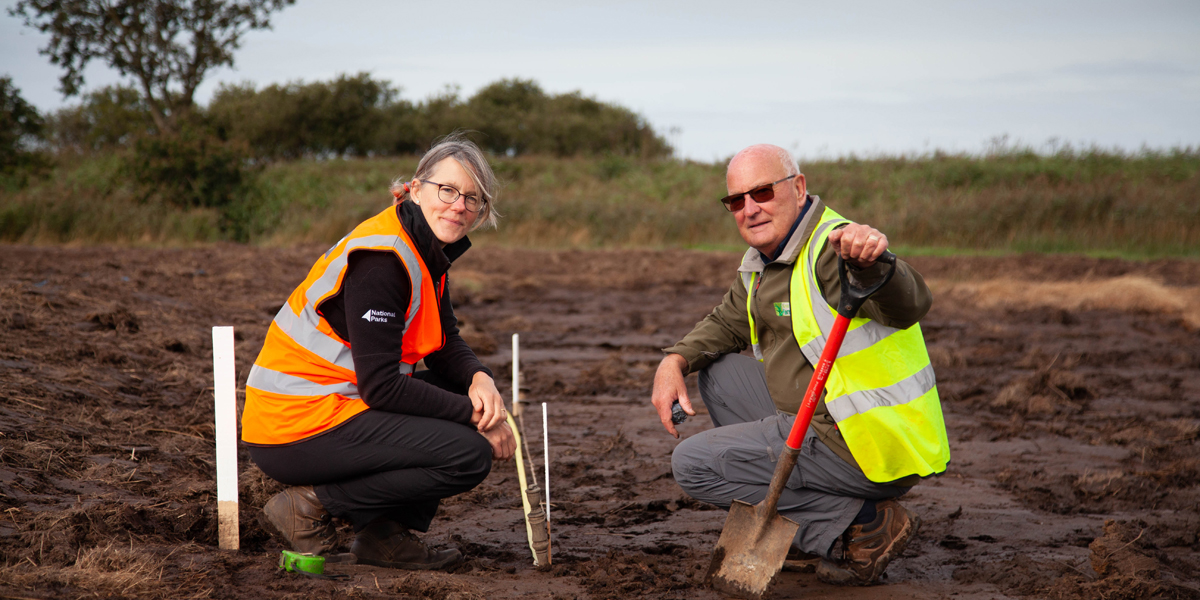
left=512, top=334, right=520, bottom=413
left=542, top=401, right=551, bottom=563
left=212, top=326, right=239, bottom=551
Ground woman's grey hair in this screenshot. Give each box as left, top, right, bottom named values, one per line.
left=390, top=132, right=500, bottom=230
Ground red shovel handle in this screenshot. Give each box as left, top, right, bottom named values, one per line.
left=785, top=314, right=850, bottom=449
left=759, top=313, right=851, bottom=517
left=785, top=250, right=896, bottom=450
left=756, top=252, right=897, bottom=518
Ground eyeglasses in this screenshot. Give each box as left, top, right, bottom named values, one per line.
left=719, top=175, right=797, bottom=212
left=419, top=179, right=486, bottom=213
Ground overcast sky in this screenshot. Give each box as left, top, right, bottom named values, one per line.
left=3, top=0, right=1198, bottom=161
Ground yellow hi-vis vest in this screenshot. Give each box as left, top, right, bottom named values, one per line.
left=744, top=207, right=950, bottom=482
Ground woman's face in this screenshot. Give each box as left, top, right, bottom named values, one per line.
left=410, top=158, right=481, bottom=246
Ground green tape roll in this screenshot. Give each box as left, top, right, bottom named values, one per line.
left=279, top=550, right=325, bottom=575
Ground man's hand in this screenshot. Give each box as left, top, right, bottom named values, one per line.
left=480, top=421, right=516, bottom=460
left=828, top=224, right=889, bottom=268
left=468, top=371, right=506, bottom=432
left=651, top=354, right=695, bottom=439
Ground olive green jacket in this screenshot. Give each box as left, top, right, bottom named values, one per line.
left=663, top=195, right=933, bottom=482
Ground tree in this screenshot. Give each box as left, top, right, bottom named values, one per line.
left=47, top=85, right=154, bottom=152
left=0, top=76, right=47, bottom=174
left=208, top=73, right=398, bottom=160
left=462, top=79, right=672, bottom=158
left=10, top=0, right=294, bottom=135
left=466, top=78, right=547, bottom=156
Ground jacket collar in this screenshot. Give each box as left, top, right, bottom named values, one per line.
left=738, top=195, right=823, bottom=274
left=396, top=201, right=472, bottom=279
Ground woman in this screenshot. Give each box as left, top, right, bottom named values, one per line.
left=241, top=134, right=516, bottom=571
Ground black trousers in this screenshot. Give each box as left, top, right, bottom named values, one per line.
left=249, top=371, right=492, bottom=532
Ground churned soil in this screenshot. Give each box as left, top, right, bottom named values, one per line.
left=0, top=245, right=1197, bottom=599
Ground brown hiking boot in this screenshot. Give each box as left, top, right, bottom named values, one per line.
left=817, top=499, right=921, bottom=586
left=260, top=486, right=338, bottom=556
left=350, top=518, right=462, bottom=571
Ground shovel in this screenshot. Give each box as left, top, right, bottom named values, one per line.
left=706, top=251, right=898, bottom=599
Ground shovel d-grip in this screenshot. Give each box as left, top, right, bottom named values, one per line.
left=708, top=251, right=897, bottom=600
left=836, top=249, right=897, bottom=318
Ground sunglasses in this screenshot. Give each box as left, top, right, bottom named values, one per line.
left=719, top=175, right=797, bottom=212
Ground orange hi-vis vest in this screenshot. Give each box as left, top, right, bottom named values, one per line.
left=241, top=206, right=446, bottom=445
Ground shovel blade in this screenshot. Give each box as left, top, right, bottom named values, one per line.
left=706, top=499, right=800, bottom=600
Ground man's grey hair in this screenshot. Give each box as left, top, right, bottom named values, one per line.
left=727, top=144, right=802, bottom=179
left=391, top=132, right=500, bottom=230
left=774, top=146, right=801, bottom=177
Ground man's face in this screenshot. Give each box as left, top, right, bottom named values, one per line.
left=726, top=152, right=807, bottom=256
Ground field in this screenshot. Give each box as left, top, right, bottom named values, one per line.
left=4, top=149, right=1199, bottom=256
left=1, top=242, right=1198, bottom=599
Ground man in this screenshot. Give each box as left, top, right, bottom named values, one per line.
left=651, top=144, right=949, bottom=585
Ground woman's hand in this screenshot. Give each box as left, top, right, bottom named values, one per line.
left=480, top=421, right=516, bottom=461
left=468, top=371, right=507, bottom=432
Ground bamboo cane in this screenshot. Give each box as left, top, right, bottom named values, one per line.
left=510, top=334, right=549, bottom=566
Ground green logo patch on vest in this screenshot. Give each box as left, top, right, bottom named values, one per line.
left=773, top=302, right=791, bottom=316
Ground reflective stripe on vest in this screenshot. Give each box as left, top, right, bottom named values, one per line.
left=241, top=206, right=444, bottom=445
left=789, top=206, right=949, bottom=482
left=742, top=271, right=764, bottom=361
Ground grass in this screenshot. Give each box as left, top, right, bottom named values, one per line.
left=1, top=148, right=1197, bottom=258
left=0, top=154, right=224, bottom=245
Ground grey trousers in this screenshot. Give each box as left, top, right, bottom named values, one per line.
left=671, top=354, right=911, bottom=556
left=249, top=370, right=492, bottom=533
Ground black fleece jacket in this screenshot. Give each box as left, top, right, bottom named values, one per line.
left=316, top=201, right=491, bottom=424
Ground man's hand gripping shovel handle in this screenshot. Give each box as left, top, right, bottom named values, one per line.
left=765, top=251, right=898, bottom=513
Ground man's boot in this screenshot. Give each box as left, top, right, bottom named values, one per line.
left=261, top=486, right=338, bottom=556
left=782, top=546, right=822, bottom=573
left=350, top=518, right=462, bottom=571
left=816, top=499, right=920, bottom=586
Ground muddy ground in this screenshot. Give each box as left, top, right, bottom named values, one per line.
left=0, top=245, right=1198, bottom=600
